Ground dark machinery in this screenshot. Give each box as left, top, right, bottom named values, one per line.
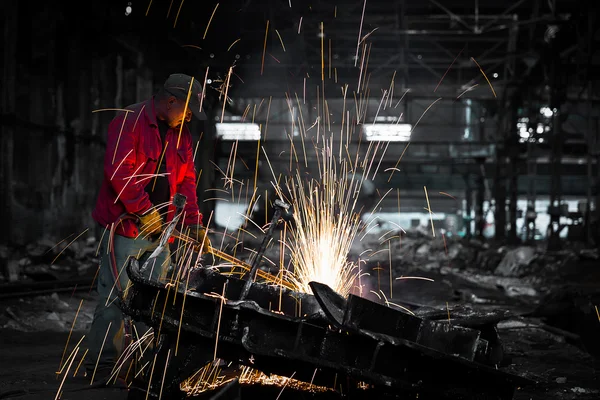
left=122, top=195, right=533, bottom=400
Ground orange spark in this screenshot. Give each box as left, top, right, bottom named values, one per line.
left=275, top=29, right=286, bottom=51
left=386, top=143, right=410, bottom=182
left=388, top=241, right=393, bottom=299
left=264, top=96, right=272, bottom=140
left=55, top=347, right=78, bottom=400
left=269, top=53, right=281, bottom=63
left=200, top=67, right=209, bottom=113
left=471, top=57, right=497, bottom=98
left=176, top=76, right=195, bottom=148
left=227, top=38, right=241, bottom=51
left=146, top=0, right=153, bottom=16
left=73, top=348, right=88, bottom=377
left=173, top=0, right=186, bottom=28
left=58, top=299, right=84, bottom=371
left=92, top=108, right=134, bottom=113
left=167, top=0, right=175, bottom=17
left=213, top=282, right=227, bottom=360
left=132, top=105, right=145, bottom=131
left=52, top=229, right=90, bottom=265
left=145, top=353, right=159, bottom=400
left=112, top=112, right=128, bottom=164
left=456, top=83, right=479, bottom=99
left=203, top=3, right=219, bottom=39
left=220, top=67, right=233, bottom=123
left=110, top=150, right=133, bottom=181
left=90, top=321, right=112, bottom=385
left=424, top=186, right=435, bottom=237
left=45, top=233, right=75, bottom=255
left=320, top=22, right=325, bottom=81
left=434, top=46, right=464, bottom=92
left=158, top=349, right=171, bottom=400
left=396, top=276, right=435, bottom=282
left=442, top=232, right=451, bottom=268
left=275, top=371, right=297, bottom=400
left=387, top=97, right=441, bottom=181
left=151, top=142, right=169, bottom=191
left=355, top=0, right=367, bottom=66
left=261, top=20, right=269, bottom=75
left=439, top=191, right=457, bottom=200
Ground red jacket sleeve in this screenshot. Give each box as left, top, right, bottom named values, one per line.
left=104, top=111, right=152, bottom=215
left=178, top=132, right=203, bottom=227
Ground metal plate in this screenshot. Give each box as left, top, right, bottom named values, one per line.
left=309, top=281, right=347, bottom=328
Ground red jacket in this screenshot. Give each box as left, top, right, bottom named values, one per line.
left=92, top=98, right=203, bottom=238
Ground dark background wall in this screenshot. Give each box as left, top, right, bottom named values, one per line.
left=0, top=1, right=220, bottom=244
left=1, top=0, right=599, bottom=247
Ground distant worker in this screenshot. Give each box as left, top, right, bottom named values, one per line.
left=86, top=73, right=210, bottom=382
left=524, top=201, right=537, bottom=242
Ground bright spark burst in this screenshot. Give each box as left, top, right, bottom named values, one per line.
left=279, top=137, right=364, bottom=298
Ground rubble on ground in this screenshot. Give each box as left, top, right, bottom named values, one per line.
left=0, top=292, right=95, bottom=332
left=0, top=236, right=98, bottom=284
left=0, top=236, right=98, bottom=333
left=354, top=228, right=598, bottom=284
left=498, top=316, right=599, bottom=400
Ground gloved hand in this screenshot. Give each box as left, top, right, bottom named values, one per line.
left=188, top=224, right=211, bottom=253
left=137, top=207, right=163, bottom=236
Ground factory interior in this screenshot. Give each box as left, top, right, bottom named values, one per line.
left=0, top=0, right=599, bottom=399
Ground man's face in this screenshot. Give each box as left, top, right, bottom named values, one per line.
left=166, top=96, right=192, bottom=128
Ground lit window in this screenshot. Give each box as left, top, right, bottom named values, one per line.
left=364, top=124, right=412, bottom=141
left=540, top=107, right=553, bottom=118
left=536, top=123, right=544, bottom=134
left=215, top=123, right=261, bottom=141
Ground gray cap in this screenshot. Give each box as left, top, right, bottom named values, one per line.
left=163, top=73, right=207, bottom=120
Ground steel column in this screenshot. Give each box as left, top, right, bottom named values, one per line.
left=0, top=0, right=17, bottom=245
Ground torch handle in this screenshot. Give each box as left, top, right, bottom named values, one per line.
left=171, top=229, right=294, bottom=290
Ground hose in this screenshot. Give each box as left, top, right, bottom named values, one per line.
left=106, top=213, right=140, bottom=357
left=108, top=213, right=139, bottom=294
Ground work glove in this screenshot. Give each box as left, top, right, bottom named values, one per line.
left=187, top=224, right=211, bottom=253
left=137, top=207, right=163, bottom=236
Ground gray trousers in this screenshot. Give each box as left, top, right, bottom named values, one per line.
left=85, top=232, right=170, bottom=375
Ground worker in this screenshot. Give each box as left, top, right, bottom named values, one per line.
left=85, top=73, right=210, bottom=382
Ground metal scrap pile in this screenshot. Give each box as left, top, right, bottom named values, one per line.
left=122, top=257, right=532, bottom=400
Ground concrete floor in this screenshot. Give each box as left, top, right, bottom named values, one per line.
left=0, top=329, right=126, bottom=400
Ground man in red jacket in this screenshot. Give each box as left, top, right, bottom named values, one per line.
left=86, top=73, right=209, bottom=381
